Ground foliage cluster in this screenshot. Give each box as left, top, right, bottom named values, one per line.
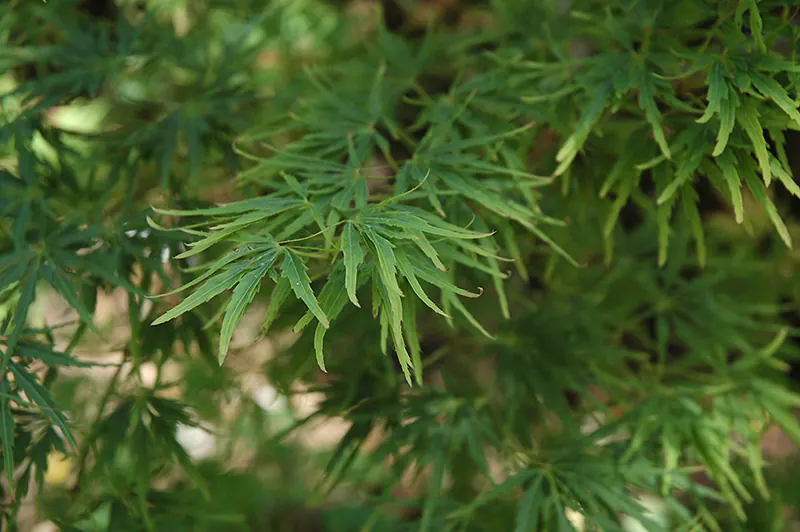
left=2, top=0, right=800, bottom=530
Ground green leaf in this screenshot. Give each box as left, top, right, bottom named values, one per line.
left=752, top=378, right=800, bottom=408
left=714, top=151, right=745, bottom=223
left=219, top=263, right=271, bottom=364
left=745, top=434, right=769, bottom=500
left=2, top=260, right=39, bottom=366
left=681, top=188, right=706, bottom=268
left=9, top=362, right=78, bottom=451
left=771, top=157, right=800, bottom=199
left=0, top=384, right=15, bottom=489
left=293, top=262, right=352, bottom=332
left=712, top=90, right=738, bottom=157
left=154, top=197, right=302, bottom=217
left=515, top=474, right=544, bottom=532
left=657, top=135, right=706, bottom=205
left=420, top=448, right=446, bottom=532
left=175, top=210, right=274, bottom=260
left=154, top=245, right=266, bottom=297
left=751, top=72, right=800, bottom=127
left=341, top=223, right=365, bottom=308
left=697, top=65, right=725, bottom=126
left=314, top=321, right=328, bottom=372
left=403, top=295, right=423, bottom=386
left=438, top=246, right=507, bottom=279
left=41, top=264, right=100, bottom=334
left=411, top=230, right=447, bottom=271
left=498, top=220, right=528, bottom=281
left=395, top=247, right=449, bottom=318
left=654, top=165, right=677, bottom=266
left=555, top=84, right=611, bottom=176
left=153, top=262, right=250, bottom=326
left=735, top=0, right=766, bottom=52
left=604, top=172, right=638, bottom=238
left=362, top=227, right=413, bottom=379
left=444, top=292, right=493, bottom=339
left=525, top=224, right=579, bottom=268
left=375, top=209, right=494, bottom=240
left=15, top=342, right=98, bottom=367
left=362, top=229, right=403, bottom=298
left=637, top=67, right=671, bottom=159
left=736, top=101, right=771, bottom=185
left=763, top=400, right=800, bottom=443
left=696, top=62, right=738, bottom=157
left=281, top=249, right=329, bottom=328
left=263, top=276, right=292, bottom=333
left=740, top=156, right=791, bottom=247
left=405, top=252, right=483, bottom=299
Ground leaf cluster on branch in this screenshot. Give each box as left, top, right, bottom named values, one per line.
left=1, top=0, right=800, bottom=530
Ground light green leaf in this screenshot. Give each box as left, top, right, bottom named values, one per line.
left=490, top=260, right=510, bottom=319
left=736, top=101, right=771, bottom=185
left=751, top=378, right=800, bottom=407
left=653, top=166, right=677, bottom=266
left=740, top=157, right=791, bottom=247
left=375, top=210, right=494, bottom=240
left=444, top=292, right=494, bottom=339
left=341, top=223, right=365, bottom=308
left=263, top=276, right=292, bottom=333
left=657, top=143, right=705, bottom=206
left=411, top=230, right=447, bottom=271
left=153, top=262, right=250, bottom=326
left=697, top=65, right=722, bottom=124
left=276, top=209, right=317, bottom=241
left=714, top=151, right=745, bottom=223
left=154, top=245, right=267, bottom=297
left=771, top=156, right=800, bottom=199
left=395, top=248, right=449, bottom=318
left=362, top=229, right=403, bottom=298
left=751, top=72, right=800, bottom=127
left=399, top=252, right=480, bottom=302
left=219, top=263, right=271, bottom=364
left=175, top=210, right=276, bottom=259
left=367, top=241, right=411, bottom=383
left=438, top=246, right=508, bottom=279
left=735, top=0, right=766, bottom=52
left=681, top=188, right=706, bottom=268
left=712, top=89, right=737, bottom=157
left=763, top=400, right=800, bottom=443
left=555, top=84, right=611, bottom=176
left=314, top=322, right=328, bottom=372
left=403, top=295, right=423, bottom=386
left=600, top=150, right=635, bottom=198
left=637, top=68, right=671, bottom=159
left=281, top=249, right=329, bottom=328
left=525, top=224, right=579, bottom=268
left=498, top=220, right=528, bottom=281
left=604, top=172, right=638, bottom=238
left=293, top=263, right=352, bottom=332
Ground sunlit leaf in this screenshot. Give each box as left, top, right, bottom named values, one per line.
left=281, top=249, right=329, bottom=328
